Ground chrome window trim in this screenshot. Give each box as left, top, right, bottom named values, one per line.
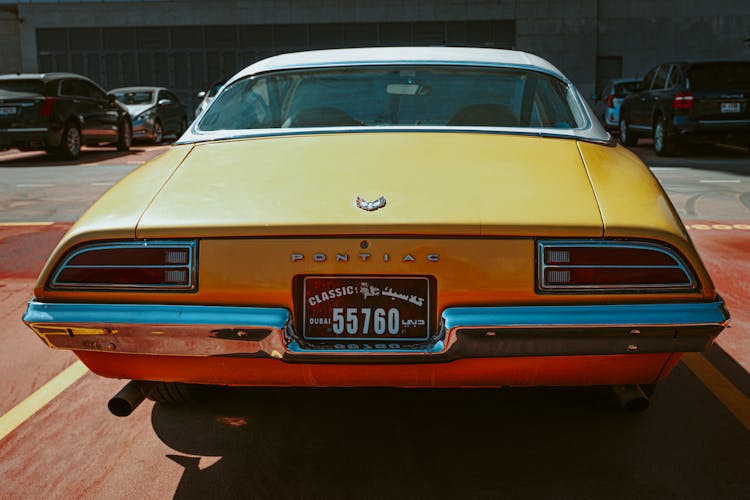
left=537, top=240, right=697, bottom=292
left=181, top=62, right=610, bottom=145
left=49, top=240, right=197, bottom=292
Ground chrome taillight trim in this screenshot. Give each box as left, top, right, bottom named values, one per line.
left=49, top=240, right=197, bottom=291
left=537, top=240, right=697, bottom=292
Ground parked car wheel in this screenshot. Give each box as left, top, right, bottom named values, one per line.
left=116, top=119, right=132, bottom=151
left=619, top=117, right=638, bottom=146
left=56, top=121, right=81, bottom=159
left=146, top=382, right=197, bottom=404
left=152, top=120, right=163, bottom=144
left=653, top=116, right=677, bottom=156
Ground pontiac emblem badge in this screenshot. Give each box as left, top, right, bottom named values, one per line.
left=356, top=196, right=387, bottom=211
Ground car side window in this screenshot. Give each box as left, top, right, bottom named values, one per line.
left=651, top=65, right=668, bottom=90
left=81, top=81, right=105, bottom=100
left=666, top=65, right=682, bottom=89
left=641, top=69, right=657, bottom=91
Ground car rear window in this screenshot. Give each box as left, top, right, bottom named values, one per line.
left=114, top=90, right=154, bottom=104
left=198, top=65, right=586, bottom=131
left=688, top=63, right=750, bottom=90
left=0, top=79, right=45, bottom=95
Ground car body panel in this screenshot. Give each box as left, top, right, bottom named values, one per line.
left=136, top=133, right=603, bottom=238
left=0, top=72, right=129, bottom=154
left=110, top=86, right=187, bottom=142
left=23, top=48, right=729, bottom=391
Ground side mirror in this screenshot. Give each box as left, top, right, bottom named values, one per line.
left=196, top=91, right=206, bottom=99
left=158, top=99, right=172, bottom=106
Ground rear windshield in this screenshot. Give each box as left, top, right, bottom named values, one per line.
left=0, top=79, right=45, bottom=95
left=688, top=63, right=750, bottom=90
left=114, top=90, right=154, bottom=105
left=613, top=81, right=640, bottom=98
left=198, top=65, right=586, bottom=131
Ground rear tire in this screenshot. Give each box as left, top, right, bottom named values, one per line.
left=653, top=116, right=677, bottom=156
left=56, top=121, right=81, bottom=159
left=116, top=119, right=132, bottom=151
left=146, top=382, right=197, bottom=404
left=619, top=117, right=638, bottom=146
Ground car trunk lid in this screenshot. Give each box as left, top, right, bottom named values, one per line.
left=135, top=132, right=604, bottom=238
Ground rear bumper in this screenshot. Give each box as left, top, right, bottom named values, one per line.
left=672, top=116, right=750, bottom=137
left=24, top=300, right=729, bottom=358
left=0, top=127, right=57, bottom=149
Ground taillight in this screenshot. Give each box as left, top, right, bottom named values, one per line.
left=538, top=241, right=696, bottom=292
left=39, top=97, right=58, bottom=117
left=673, top=92, right=694, bottom=110
left=49, top=241, right=196, bottom=291
left=606, top=94, right=615, bottom=109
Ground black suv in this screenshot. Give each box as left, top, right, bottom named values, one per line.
left=619, top=61, right=750, bottom=155
left=0, top=73, right=132, bottom=159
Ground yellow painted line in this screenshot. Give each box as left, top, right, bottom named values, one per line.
left=0, top=361, right=88, bottom=441
left=686, top=224, right=750, bottom=231
left=683, top=353, right=750, bottom=432
left=0, top=222, right=54, bottom=227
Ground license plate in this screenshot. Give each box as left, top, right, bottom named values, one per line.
left=303, top=276, right=430, bottom=341
left=0, top=107, right=17, bottom=116
left=720, top=102, right=741, bottom=113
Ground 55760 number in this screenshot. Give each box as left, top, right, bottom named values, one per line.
left=331, top=307, right=400, bottom=335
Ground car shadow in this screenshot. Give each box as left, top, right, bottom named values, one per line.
left=150, top=348, right=750, bottom=499
left=629, top=140, right=750, bottom=175
left=0, top=147, right=147, bottom=168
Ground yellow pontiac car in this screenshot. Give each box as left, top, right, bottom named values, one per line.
left=23, top=47, right=729, bottom=414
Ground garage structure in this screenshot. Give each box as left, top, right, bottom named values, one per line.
left=33, top=21, right=516, bottom=118
left=1, top=0, right=749, bottom=118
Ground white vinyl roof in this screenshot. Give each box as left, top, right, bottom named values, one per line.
left=229, top=47, right=567, bottom=83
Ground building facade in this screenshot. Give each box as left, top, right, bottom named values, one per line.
left=1, top=0, right=749, bottom=117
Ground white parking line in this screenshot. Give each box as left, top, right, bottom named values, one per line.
left=15, top=183, right=53, bottom=188
left=699, top=179, right=741, bottom=183
left=90, top=182, right=115, bottom=186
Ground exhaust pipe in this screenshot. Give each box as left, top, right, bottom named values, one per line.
left=611, top=384, right=650, bottom=412
left=108, top=381, right=153, bottom=417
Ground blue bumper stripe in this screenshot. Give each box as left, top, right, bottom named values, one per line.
left=23, top=301, right=289, bottom=329
left=441, top=301, right=729, bottom=330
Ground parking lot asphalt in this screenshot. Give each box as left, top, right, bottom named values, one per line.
left=0, top=140, right=749, bottom=498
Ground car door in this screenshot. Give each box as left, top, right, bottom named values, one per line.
left=156, top=90, right=175, bottom=132
left=631, top=66, right=664, bottom=129
left=648, top=64, right=675, bottom=126
left=162, top=90, right=184, bottom=133
left=60, top=79, right=99, bottom=141
left=81, top=80, right=119, bottom=140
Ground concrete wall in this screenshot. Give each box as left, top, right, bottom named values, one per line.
left=0, top=6, right=21, bottom=74
left=599, top=0, right=750, bottom=79
left=4, top=0, right=750, bottom=100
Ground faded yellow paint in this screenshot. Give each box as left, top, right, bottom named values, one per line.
left=134, top=133, right=603, bottom=238
left=578, top=141, right=715, bottom=299
left=32, top=133, right=715, bottom=306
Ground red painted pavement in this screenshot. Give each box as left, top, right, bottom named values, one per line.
left=0, top=223, right=76, bottom=415
left=685, top=221, right=750, bottom=370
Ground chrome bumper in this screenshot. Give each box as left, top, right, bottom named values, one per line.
left=23, top=300, right=729, bottom=361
